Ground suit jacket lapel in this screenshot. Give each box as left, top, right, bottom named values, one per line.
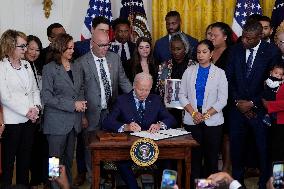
left=190, top=65, right=198, bottom=109
left=239, top=47, right=247, bottom=82
left=203, top=65, right=215, bottom=109
left=128, top=92, right=139, bottom=121
left=56, top=64, right=75, bottom=91
left=248, top=41, right=265, bottom=80
left=143, top=97, right=153, bottom=127
left=24, top=62, right=33, bottom=93
left=106, top=53, right=114, bottom=88
left=86, top=52, right=100, bottom=86
left=71, top=63, right=79, bottom=91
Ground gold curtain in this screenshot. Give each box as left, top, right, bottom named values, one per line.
left=152, top=0, right=275, bottom=42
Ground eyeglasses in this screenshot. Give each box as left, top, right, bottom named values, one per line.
left=278, top=40, right=284, bottom=46
left=92, top=40, right=110, bottom=48
left=16, top=44, right=28, bottom=49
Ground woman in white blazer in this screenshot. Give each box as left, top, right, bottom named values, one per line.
left=0, top=29, right=41, bottom=187
left=179, top=39, right=228, bottom=188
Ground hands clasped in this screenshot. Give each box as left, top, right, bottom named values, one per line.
left=236, top=100, right=256, bottom=119
left=75, top=101, right=87, bottom=112
left=26, top=107, right=39, bottom=123
left=192, top=111, right=211, bottom=124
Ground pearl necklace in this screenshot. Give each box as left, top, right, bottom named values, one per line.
left=9, top=59, right=21, bottom=70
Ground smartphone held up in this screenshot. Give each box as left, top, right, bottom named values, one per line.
left=161, top=169, right=177, bottom=189
left=48, top=157, right=60, bottom=178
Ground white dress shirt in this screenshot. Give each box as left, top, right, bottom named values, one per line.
left=115, top=40, right=131, bottom=60
left=245, top=40, right=261, bottom=68
left=91, top=52, right=112, bottom=109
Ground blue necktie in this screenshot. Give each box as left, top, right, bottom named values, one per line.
left=137, top=100, right=144, bottom=126
left=120, top=44, right=127, bottom=62
left=246, top=49, right=254, bottom=78
left=98, top=59, right=111, bottom=103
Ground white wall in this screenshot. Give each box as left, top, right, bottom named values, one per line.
left=0, top=0, right=152, bottom=47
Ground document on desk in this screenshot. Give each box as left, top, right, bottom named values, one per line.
left=130, top=128, right=190, bottom=141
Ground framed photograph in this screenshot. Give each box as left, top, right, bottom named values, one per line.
left=164, top=79, right=183, bottom=109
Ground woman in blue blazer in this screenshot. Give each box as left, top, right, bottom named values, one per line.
left=179, top=40, right=228, bottom=188
left=42, top=33, right=86, bottom=187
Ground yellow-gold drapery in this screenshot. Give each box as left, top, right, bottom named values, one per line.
left=152, top=0, right=275, bottom=42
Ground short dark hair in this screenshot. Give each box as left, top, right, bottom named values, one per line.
left=259, top=15, right=272, bottom=26
left=165, top=11, right=181, bottom=20
left=243, top=20, right=263, bottom=35
left=27, top=35, right=42, bottom=51
left=246, top=13, right=262, bottom=23
left=92, top=16, right=110, bottom=29
left=112, top=17, right=130, bottom=30
left=271, top=63, right=284, bottom=72
left=47, top=23, right=64, bottom=37
left=198, top=39, right=214, bottom=52
left=211, top=22, right=234, bottom=46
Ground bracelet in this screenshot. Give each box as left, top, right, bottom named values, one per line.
left=191, top=111, right=197, bottom=118
left=203, top=112, right=211, bottom=120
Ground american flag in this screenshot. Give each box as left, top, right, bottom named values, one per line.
left=119, top=0, right=151, bottom=40
left=232, top=0, right=262, bottom=38
left=271, top=0, right=284, bottom=30
left=81, top=0, right=113, bottom=40
left=120, top=0, right=146, bottom=20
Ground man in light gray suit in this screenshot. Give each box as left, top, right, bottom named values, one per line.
left=76, top=22, right=132, bottom=183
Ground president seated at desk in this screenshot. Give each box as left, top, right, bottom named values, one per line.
left=102, top=72, right=176, bottom=189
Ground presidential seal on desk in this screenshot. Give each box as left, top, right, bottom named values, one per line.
left=130, top=138, right=159, bottom=166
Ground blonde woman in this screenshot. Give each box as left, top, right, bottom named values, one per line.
left=0, top=29, right=41, bottom=187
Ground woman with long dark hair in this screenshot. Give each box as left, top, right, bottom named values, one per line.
left=125, top=36, right=157, bottom=91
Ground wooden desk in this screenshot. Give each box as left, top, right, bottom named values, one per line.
left=88, top=131, right=198, bottom=189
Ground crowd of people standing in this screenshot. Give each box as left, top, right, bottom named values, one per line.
left=0, top=10, right=284, bottom=189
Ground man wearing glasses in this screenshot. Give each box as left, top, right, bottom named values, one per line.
left=72, top=16, right=111, bottom=187
left=76, top=19, right=132, bottom=185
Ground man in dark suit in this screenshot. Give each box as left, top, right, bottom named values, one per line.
left=153, top=11, right=198, bottom=63
left=226, top=20, right=282, bottom=189
left=103, top=72, right=176, bottom=189
left=110, top=18, right=135, bottom=73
